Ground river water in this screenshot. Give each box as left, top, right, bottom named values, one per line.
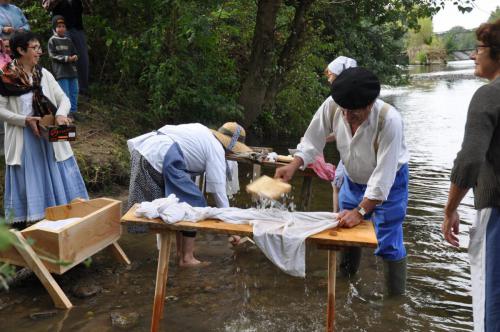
left=0, top=61, right=485, bottom=331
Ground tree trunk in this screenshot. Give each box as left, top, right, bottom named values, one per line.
left=239, top=0, right=282, bottom=128
left=263, top=0, right=314, bottom=112
left=239, top=0, right=315, bottom=128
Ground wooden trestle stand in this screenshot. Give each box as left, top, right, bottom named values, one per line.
left=122, top=205, right=377, bottom=332
left=0, top=198, right=130, bottom=309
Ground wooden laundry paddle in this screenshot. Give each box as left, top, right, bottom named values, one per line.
left=246, top=175, right=291, bottom=200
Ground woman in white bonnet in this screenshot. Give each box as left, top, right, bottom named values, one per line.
left=325, top=56, right=357, bottom=84
left=324, top=56, right=357, bottom=212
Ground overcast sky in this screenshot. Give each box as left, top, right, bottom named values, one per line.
left=433, top=0, right=500, bottom=32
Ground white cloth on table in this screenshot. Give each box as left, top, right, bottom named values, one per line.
left=135, top=194, right=338, bottom=277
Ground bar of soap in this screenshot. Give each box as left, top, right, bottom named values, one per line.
left=277, top=155, right=294, bottom=163
left=246, top=175, right=291, bottom=200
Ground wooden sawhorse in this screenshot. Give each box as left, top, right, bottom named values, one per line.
left=122, top=206, right=377, bottom=332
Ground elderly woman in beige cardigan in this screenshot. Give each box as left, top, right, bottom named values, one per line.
left=0, top=31, right=87, bottom=226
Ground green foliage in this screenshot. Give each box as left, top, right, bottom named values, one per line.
left=488, top=6, right=500, bottom=22
left=416, top=50, right=428, bottom=64
left=0, top=220, right=15, bottom=290
left=19, top=0, right=478, bottom=138
left=438, top=26, right=475, bottom=52
left=407, top=18, right=434, bottom=48
left=82, top=0, right=243, bottom=128
left=0, top=221, right=13, bottom=251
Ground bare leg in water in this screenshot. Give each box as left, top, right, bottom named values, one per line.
left=176, top=232, right=204, bottom=266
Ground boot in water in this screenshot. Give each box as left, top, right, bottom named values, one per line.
left=339, top=247, right=362, bottom=277
left=383, top=257, right=407, bottom=296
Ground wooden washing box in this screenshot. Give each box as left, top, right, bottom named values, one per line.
left=0, top=198, right=130, bottom=309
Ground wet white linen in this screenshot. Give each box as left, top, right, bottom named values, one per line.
left=135, top=194, right=338, bottom=277
left=32, top=217, right=82, bottom=231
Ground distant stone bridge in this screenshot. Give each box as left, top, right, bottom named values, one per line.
left=450, top=49, right=474, bottom=61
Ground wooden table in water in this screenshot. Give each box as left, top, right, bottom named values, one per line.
left=226, top=152, right=319, bottom=211
left=121, top=205, right=378, bottom=332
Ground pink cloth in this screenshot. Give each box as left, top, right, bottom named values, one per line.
left=0, top=54, right=11, bottom=68
left=0, top=40, right=11, bottom=68
left=308, top=155, right=335, bottom=181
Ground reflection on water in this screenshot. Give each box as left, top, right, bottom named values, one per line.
left=0, top=61, right=484, bottom=331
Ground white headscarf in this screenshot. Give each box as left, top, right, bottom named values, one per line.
left=327, top=56, right=357, bottom=76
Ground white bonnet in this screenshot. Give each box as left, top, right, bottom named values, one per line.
left=327, top=56, right=357, bottom=76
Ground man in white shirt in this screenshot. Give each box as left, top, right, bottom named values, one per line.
left=127, top=122, right=251, bottom=267
left=275, top=67, right=410, bottom=295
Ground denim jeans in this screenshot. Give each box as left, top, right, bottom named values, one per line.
left=68, top=29, right=89, bottom=94
left=57, top=78, right=79, bottom=113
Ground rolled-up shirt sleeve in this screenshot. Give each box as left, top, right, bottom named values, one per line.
left=295, top=98, right=336, bottom=169
left=364, top=115, right=402, bottom=201
left=212, top=192, right=229, bottom=208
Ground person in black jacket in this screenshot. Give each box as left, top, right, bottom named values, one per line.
left=52, top=0, right=89, bottom=96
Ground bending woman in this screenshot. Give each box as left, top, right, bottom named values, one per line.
left=0, top=31, right=88, bottom=226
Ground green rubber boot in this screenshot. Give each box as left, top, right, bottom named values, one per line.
left=339, top=247, right=362, bottom=277
left=383, top=257, right=407, bottom=296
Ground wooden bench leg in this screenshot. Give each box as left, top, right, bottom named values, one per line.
left=252, top=164, right=261, bottom=180
left=108, top=242, right=131, bottom=265
left=326, top=250, right=336, bottom=332
left=251, top=164, right=262, bottom=203
left=151, top=231, right=174, bottom=332
left=11, top=230, right=73, bottom=309
left=301, top=176, right=313, bottom=211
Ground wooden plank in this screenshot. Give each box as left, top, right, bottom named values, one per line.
left=57, top=200, right=122, bottom=273
left=248, top=146, right=273, bottom=153
left=10, top=230, right=73, bottom=309
left=44, top=198, right=117, bottom=221
left=226, top=154, right=316, bottom=177
left=20, top=198, right=123, bottom=274
left=151, top=231, right=174, bottom=332
left=20, top=226, right=62, bottom=273
left=108, top=242, right=131, bottom=265
left=326, top=250, right=336, bottom=332
left=121, top=206, right=377, bottom=248
left=0, top=244, right=27, bottom=267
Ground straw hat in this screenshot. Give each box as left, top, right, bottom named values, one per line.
left=211, top=122, right=253, bottom=153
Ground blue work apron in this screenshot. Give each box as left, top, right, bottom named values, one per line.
left=162, top=142, right=207, bottom=237
left=162, top=142, right=207, bottom=208
left=338, top=164, right=409, bottom=261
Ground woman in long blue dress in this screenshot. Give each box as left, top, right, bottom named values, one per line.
left=0, top=31, right=88, bottom=225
